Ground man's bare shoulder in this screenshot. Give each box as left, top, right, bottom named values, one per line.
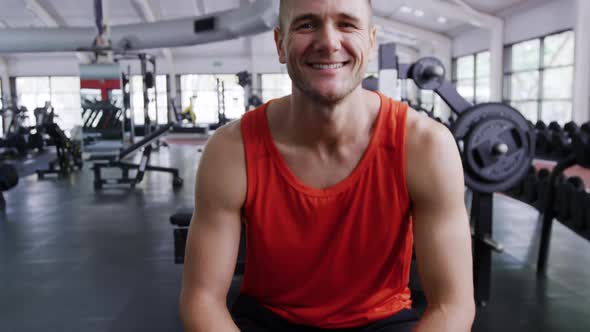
left=209, top=120, right=243, bottom=148
left=196, top=119, right=247, bottom=211
left=201, top=120, right=245, bottom=165
left=405, top=108, right=456, bottom=157
left=404, top=108, right=464, bottom=200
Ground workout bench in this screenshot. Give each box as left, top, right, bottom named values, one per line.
left=92, top=123, right=183, bottom=190
left=170, top=208, right=246, bottom=275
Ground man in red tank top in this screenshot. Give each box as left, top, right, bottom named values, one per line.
left=180, top=1, right=475, bottom=331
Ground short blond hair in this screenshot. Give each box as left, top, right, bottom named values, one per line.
left=278, top=0, right=373, bottom=31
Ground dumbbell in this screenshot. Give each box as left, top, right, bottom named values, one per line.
left=535, top=121, right=547, bottom=131
left=550, top=130, right=572, bottom=160
left=572, top=129, right=590, bottom=168
left=548, top=121, right=572, bottom=159
left=564, top=121, right=580, bottom=136
left=554, top=176, right=585, bottom=222
left=515, top=166, right=537, bottom=202
left=584, top=195, right=590, bottom=231
left=535, top=169, right=565, bottom=212
left=534, top=122, right=553, bottom=158
left=570, top=188, right=588, bottom=231
left=548, top=121, right=562, bottom=132
left=520, top=167, right=539, bottom=204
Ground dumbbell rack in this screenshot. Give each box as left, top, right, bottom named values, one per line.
left=537, top=154, right=580, bottom=274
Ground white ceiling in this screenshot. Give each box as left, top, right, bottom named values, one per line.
left=0, top=0, right=552, bottom=58
left=447, top=0, right=528, bottom=14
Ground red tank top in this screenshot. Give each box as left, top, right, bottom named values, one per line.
left=239, top=93, right=413, bottom=329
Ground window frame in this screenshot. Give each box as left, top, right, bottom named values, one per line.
left=452, top=50, right=491, bottom=104
left=503, top=29, right=575, bottom=123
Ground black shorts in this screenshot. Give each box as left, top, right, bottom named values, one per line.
left=231, top=295, right=419, bottom=332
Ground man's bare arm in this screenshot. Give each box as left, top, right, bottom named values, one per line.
left=405, top=111, right=475, bottom=332
left=179, top=121, right=246, bottom=332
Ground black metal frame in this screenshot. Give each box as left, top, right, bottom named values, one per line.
left=36, top=124, right=83, bottom=178
left=470, top=192, right=504, bottom=305
left=380, top=43, right=508, bottom=305
left=92, top=123, right=182, bottom=190
left=536, top=154, right=577, bottom=274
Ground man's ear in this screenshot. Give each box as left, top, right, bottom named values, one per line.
left=368, top=25, right=377, bottom=61
left=370, top=25, right=377, bottom=50
left=274, top=27, right=287, bottom=64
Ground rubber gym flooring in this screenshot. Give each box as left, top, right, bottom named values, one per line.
left=1, top=143, right=590, bottom=332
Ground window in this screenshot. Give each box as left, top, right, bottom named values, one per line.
left=504, top=30, right=574, bottom=124
left=131, top=75, right=146, bottom=126
left=16, top=77, right=50, bottom=128
left=419, top=91, right=435, bottom=113
left=50, top=77, right=82, bottom=132
left=217, top=74, right=245, bottom=120
left=155, top=75, right=168, bottom=124
left=180, top=74, right=245, bottom=125
left=16, top=76, right=82, bottom=132
left=131, top=74, right=168, bottom=126
left=261, top=74, right=292, bottom=102
left=181, top=74, right=217, bottom=124
left=452, top=51, right=490, bottom=104
left=475, top=52, right=491, bottom=103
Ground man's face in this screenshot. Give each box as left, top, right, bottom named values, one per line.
left=275, top=0, right=376, bottom=104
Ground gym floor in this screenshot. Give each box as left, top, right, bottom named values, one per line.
left=1, top=143, right=590, bottom=332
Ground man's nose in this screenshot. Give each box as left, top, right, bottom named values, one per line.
left=314, top=24, right=341, bottom=54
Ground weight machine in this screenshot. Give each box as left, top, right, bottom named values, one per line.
left=379, top=43, right=535, bottom=306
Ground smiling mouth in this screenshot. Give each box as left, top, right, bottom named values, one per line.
left=308, top=62, right=349, bottom=70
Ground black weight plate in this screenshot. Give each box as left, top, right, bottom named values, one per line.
left=451, top=103, right=535, bottom=193
left=411, top=57, right=445, bottom=91
left=464, top=117, right=527, bottom=183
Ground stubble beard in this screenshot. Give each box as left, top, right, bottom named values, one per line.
left=287, top=64, right=365, bottom=106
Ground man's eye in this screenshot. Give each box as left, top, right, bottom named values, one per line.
left=297, top=23, right=315, bottom=30
left=340, top=22, right=356, bottom=28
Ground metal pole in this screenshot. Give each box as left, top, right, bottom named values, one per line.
left=140, top=54, right=150, bottom=136
left=471, top=191, right=493, bottom=306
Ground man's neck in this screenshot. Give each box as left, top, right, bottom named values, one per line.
left=282, top=88, right=380, bottom=150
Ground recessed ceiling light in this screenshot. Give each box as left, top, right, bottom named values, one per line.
left=437, top=17, right=448, bottom=24
left=399, top=6, right=413, bottom=14
left=414, top=9, right=424, bottom=17
left=469, top=19, right=483, bottom=27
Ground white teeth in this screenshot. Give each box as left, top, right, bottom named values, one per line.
left=311, top=63, right=344, bottom=70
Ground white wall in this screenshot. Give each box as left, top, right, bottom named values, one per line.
left=504, top=0, right=574, bottom=46
left=7, top=54, right=80, bottom=76
left=0, top=57, right=10, bottom=102
left=453, top=29, right=488, bottom=58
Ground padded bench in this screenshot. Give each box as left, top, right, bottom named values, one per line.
left=0, top=163, right=19, bottom=209
left=170, top=208, right=246, bottom=275
left=170, top=208, right=427, bottom=311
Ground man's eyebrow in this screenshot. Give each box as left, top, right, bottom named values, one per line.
left=290, top=13, right=363, bottom=28
left=290, top=14, right=318, bottom=27
left=338, top=13, right=362, bottom=23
